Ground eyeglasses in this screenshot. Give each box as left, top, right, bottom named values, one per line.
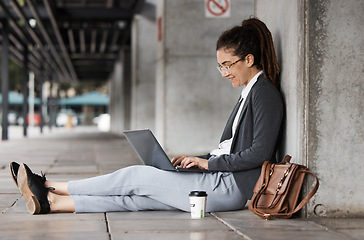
left=217, top=58, right=243, bottom=74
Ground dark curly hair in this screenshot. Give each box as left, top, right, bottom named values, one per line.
left=216, top=17, right=280, bottom=88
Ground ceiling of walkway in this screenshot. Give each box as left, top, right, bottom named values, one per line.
left=0, top=0, right=144, bottom=83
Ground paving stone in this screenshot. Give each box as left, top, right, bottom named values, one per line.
left=313, top=218, right=364, bottom=229
left=0, top=193, right=21, bottom=207
left=0, top=179, right=19, bottom=193
left=54, top=159, right=97, bottom=166
left=47, top=165, right=99, bottom=175
left=239, top=228, right=347, bottom=240
left=108, top=218, right=230, bottom=233
left=313, top=218, right=364, bottom=240
left=0, top=168, right=13, bottom=179
left=338, top=229, right=364, bottom=240
left=107, top=210, right=193, bottom=220
left=0, top=126, right=362, bottom=240
left=0, top=219, right=107, bottom=233
left=111, top=231, right=245, bottom=240
left=1, top=208, right=7, bottom=213
left=1, top=212, right=106, bottom=222
left=213, top=210, right=323, bottom=230
left=43, top=174, right=97, bottom=182
left=12, top=164, right=53, bottom=175
left=5, top=197, right=28, bottom=213
left=0, top=232, right=110, bottom=240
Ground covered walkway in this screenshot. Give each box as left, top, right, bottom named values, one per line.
left=0, top=0, right=143, bottom=140
left=0, top=0, right=363, bottom=229
left=0, top=127, right=363, bottom=239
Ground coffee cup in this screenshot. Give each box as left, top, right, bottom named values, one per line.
left=189, top=191, right=207, bottom=219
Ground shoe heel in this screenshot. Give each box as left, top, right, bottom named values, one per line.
left=26, top=196, right=41, bottom=215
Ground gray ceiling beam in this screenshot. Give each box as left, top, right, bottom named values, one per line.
left=90, top=29, right=97, bottom=53
left=42, top=0, right=78, bottom=81
left=7, top=0, right=63, bottom=81
left=28, top=54, right=41, bottom=68
left=0, top=1, right=58, bottom=79
left=8, top=46, right=44, bottom=77
left=24, top=0, right=74, bottom=82
left=110, top=30, right=119, bottom=51
left=9, top=45, right=24, bottom=61
left=133, top=0, right=145, bottom=15
left=7, top=42, right=48, bottom=75
left=79, top=29, right=86, bottom=53
left=1, top=0, right=145, bottom=82
left=67, top=29, right=76, bottom=53
left=106, top=0, right=114, bottom=8
left=99, top=30, right=108, bottom=53
left=71, top=53, right=117, bottom=60
left=57, top=7, right=134, bottom=20
left=9, top=34, right=24, bottom=51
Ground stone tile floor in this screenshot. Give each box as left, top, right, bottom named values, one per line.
left=0, top=126, right=362, bottom=240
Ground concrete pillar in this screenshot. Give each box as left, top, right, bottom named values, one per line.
left=1, top=18, right=9, bottom=140
left=130, top=2, right=157, bottom=131
left=123, top=48, right=132, bottom=130
left=256, top=0, right=364, bottom=217
left=109, top=56, right=125, bottom=134
left=156, top=0, right=254, bottom=155
left=22, top=46, right=29, bottom=137
left=47, top=80, right=58, bottom=129
left=109, top=0, right=158, bottom=134
left=28, top=72, right=35, bottom=127
left=39, top=73, right=45, bottom=133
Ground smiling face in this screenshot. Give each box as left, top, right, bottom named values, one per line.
left=216, top=48, right=260, bottom=88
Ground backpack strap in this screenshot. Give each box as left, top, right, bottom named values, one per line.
left=261, top=169, right=319, bottom=220
left=281, top=155, right=292, bottom=164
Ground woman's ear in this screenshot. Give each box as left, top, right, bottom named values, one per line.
left=246, top=54, right=255, bottom=67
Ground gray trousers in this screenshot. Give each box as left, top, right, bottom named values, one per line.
left=68, top=165, right=246, bottom=213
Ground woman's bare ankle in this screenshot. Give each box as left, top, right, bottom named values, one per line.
left=45, top=181, right=69, bottom=196
left=48, top=191, right=75, bottom=212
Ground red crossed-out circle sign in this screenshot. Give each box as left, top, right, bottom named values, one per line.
left=206, top=0, right=229, bottom=17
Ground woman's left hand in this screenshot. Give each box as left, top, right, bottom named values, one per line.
left=171, top=156, right=209, bottom=170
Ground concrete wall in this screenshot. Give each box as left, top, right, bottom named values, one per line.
left=156, top=0, right=254, bottom=155
left=109, top=0, right=157, bottom=134
left=256, top=0, right=364, bottom=217
left=130, top=0, right=158, bottom=131
left=110, top=0, right=254, bottom=155
left=108, top=57, right=125, bottom=134
left=256, top=0, right=306, bottom=164
left=108, top=0, right=363, bottom=218
left=307, top=0, right=364, bottom=217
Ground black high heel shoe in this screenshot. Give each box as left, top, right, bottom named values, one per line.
left=17, top=163, right=50, bottom=214
left=9, top=162, right=47, bottom=187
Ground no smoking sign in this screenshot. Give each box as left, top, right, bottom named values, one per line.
left=205, top=0, right=231, bottom=18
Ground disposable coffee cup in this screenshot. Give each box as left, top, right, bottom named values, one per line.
left=189, top=191, right=207, bottom=219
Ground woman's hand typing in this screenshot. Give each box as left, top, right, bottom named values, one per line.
left=171, top=155, right=209, bottom=170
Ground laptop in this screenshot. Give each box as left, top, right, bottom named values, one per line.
left=123, top=129, right=210, bottom=173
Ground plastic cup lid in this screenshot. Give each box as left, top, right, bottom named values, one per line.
left=189, top=191, right=207, bottom=197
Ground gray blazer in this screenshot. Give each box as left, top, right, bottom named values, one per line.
left=207, top=74, right=284, bottom=199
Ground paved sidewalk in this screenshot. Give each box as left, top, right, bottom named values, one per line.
left=0, top=126, right=363, bottom=240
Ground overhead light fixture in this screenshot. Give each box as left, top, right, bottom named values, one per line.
left=29, top=18, right=37, bottom=28
left=117, top=20, right=126, bottom=29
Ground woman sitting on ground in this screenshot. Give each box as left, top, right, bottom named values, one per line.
left=10, top=17, right=283, bottom=215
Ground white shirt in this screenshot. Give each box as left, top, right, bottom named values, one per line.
left=210, top=71, right=263, bottom=157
